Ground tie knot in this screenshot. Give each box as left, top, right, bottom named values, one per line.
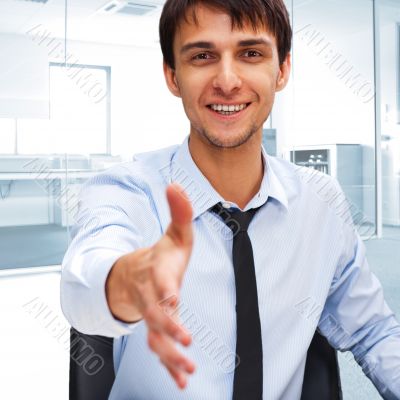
left=210, top=203, right=260, bottom=234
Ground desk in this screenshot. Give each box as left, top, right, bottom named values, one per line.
left=0, top=155, right=122, bottom=269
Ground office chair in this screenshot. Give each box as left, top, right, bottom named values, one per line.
left=69, top=328, right=342, bottom=400
left=69, top=327, right=114, bottom=400
left=301, top=331, right=342, bottom=400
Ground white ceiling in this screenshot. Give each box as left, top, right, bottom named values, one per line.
left=0, top=0, right=165, bottom=47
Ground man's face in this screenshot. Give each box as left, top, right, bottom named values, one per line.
left=164, top=4, right=291, bottom=149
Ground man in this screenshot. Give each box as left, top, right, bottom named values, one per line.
left=61, top=0, right=400, bottom=399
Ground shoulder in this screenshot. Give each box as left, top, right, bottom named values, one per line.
left=76, top=145, right=180, bottom=218
left=82, top=144, right=179, bottom=194
left=268, top=156, right=354, bottom=229
left=267, top=155, right=338, bottom=198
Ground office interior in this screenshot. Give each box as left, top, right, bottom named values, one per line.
left=0, top=0, right=398, bottom=398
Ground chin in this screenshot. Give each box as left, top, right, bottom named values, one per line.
left=200, top=126, right=258, bottom=149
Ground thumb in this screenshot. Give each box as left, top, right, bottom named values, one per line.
left=166, top=183, right=193, bottom=248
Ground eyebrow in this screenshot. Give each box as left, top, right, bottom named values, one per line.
left=237, top=39, right=273, bottom=48
left=180, top=38, right=273, bottom=54
left=180, top=41, right=215, bottom=54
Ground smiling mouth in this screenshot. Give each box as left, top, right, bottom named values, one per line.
left=207, top=103, right=251, bottom=116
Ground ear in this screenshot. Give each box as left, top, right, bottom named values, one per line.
left=275, top=53, right=291, bottom=92
left=163, top=62, right=181, bottom=98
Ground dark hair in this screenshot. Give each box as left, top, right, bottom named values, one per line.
left=159, top=0, right=292, bottom=69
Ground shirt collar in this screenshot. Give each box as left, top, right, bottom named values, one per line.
left=169, top=135, right=288, bottom=220
left=260, top=145, right=289, bottom=211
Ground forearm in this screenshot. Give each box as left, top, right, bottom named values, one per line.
left=320, top=231, right=400, bottom=399
left=357, top=317, right=400, bottom=400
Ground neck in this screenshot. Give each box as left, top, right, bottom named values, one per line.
left=188, top=132, right=264, bottom=210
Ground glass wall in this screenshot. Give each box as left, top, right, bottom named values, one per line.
left=278, top=0, right=377, bottom=238
left=276, top=1, right=400, bottom=398
left=0, top=1, right=69, bottom=270
left=17, top=63, right=110, bottom=155
left=0, top=0, right=184, bottom=270
left=0, top=2, right=117, bottom=270
left=376, top=0, right=400, bottom=340
left=379, top=0, right=400, bottom=231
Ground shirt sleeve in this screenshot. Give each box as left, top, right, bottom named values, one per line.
left=318, top=223, right=400, bottom=399
left=60, top=166, right=161, bottom=337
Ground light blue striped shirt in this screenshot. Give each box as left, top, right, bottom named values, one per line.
left=61, top=136, right=400, bottom=399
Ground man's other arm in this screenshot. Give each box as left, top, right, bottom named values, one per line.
left=318, top=226, right=400, bottom=399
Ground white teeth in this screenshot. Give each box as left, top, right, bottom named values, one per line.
left=210, top=103, right=247, bottom=113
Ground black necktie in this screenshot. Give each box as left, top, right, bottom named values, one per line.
left=211, top=203, right=263, bottom=400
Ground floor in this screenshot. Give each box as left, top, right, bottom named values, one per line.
left=338, top=225, right=400, bottom=399
left=0, top=272, right=69, bottom=400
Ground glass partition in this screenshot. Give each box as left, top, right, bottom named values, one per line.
left=369, top=0, right=400, bottom=377
left=0, top=0, right=167, bottom=270
left=379, top=0, right=400, bottom=233
left=0, top=0, right=124, bottom=270
left=276, top=1, right=399, bottom=398
left=286, top=0, right=376, bottom=238
left=0, top=1, right=69, bottom=270
left=17, top=63, right=110, bottom=155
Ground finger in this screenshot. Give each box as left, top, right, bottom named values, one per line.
left=166, top=183, right=193, bottom=248
left=134, top=253, right=190, bottom=345
left=148, top=330, right=195, bottom=374
left=151, top=254, right=187, bottom=320
left=144, top=303, right=192, bottom=346
left=134, top=271, right=184, bottom=341
left=166, top=364, right=187, bottom=389
left=157, top=292, right=180, bottom=325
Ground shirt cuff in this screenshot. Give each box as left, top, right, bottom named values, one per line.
left=62, top=249, right=143, bottom=337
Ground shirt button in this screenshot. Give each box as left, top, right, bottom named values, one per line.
left=222, top=201, right=231, bottom=209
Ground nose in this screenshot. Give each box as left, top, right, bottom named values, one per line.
left=212, top=57, right=242, bottom=95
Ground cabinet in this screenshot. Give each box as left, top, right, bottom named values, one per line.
left=287, top=144, right=376, bottom=227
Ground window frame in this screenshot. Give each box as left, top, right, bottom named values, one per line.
left=0, top=63, right=112, bottom=273
left=49, top=62, right=112, bottom=155
left=397, top=23, right=400, bottom=125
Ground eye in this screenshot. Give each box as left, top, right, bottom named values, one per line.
left=243, top=50, right=262, bottom=58
left=192, top=52, right=213, bottom=60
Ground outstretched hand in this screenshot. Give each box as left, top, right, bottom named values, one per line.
left=106, top=183, right=195, bottom=389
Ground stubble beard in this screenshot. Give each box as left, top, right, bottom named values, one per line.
left=193, top=121, right=260, bottom=149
